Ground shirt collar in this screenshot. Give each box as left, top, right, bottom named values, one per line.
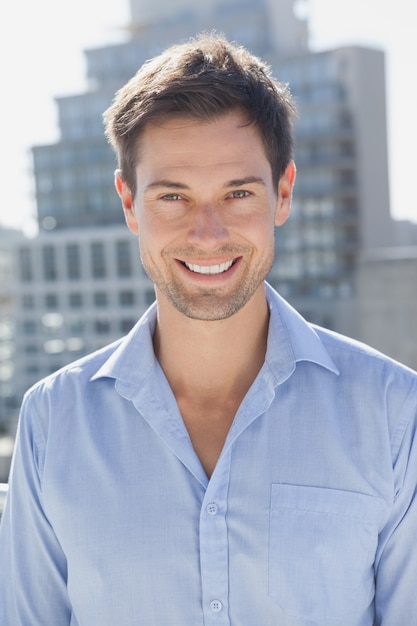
left=91, top=282, right=339, bottom=393
left=90, top=301, right=159, bottom=398
left=263, top=282, right=339, bottom=383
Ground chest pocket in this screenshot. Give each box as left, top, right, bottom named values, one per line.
left=269, top=483, right=386, bottom=623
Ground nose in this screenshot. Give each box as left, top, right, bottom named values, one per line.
left=187, top=204, right=229, bottom=248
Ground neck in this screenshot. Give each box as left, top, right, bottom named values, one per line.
left=153, top=285, right=270, bottom=400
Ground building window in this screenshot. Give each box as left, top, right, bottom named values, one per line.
left=116, top=240, right=132, bottom=277
left=18, top=247, right=33, bottom=282
left=69, top=319, right=85, bottom=335
left=91, top=242, right=106, bottom=278
left=94, top=291, right=108, bottom=307
left=22, top=294, right=35, bottom=309
left=43, top=339, right=66, bottom=355
left=95, top=319, right=110, bottom=334
left=144, top=288, right=155, bottom=305
left=24, top=345, right=39, bottom=354
left=120, top=319, right=136, bottom=334
left=66, top=337, right=85, bottom=353
left=23, top=320, right=37, bottom=335
left=42, top=245, right=57, bottom=281
left=119, top=290, right=135, bottom=307
left=69, top=292, right=83, bottom=308
left=45, top=293, right=58, bottom=309
left=66, top=244, right=81, bottom=279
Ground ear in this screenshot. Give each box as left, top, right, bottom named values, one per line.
left=115, top=170, right=139, bottom=235
left=275, top=161, right=296, bottom=227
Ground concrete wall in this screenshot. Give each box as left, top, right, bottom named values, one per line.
left=357, top=248, right=417, bottom=370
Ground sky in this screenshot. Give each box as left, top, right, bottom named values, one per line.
left=1, top=0, right=416, bottom=234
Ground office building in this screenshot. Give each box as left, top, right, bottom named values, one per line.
left=11, top=225, right=154, bottom=396
left=268, top=44, right=392, bottom=333
left=8, top=0, right=401, bottom=408
left=357, top=247, right=417, bottom=370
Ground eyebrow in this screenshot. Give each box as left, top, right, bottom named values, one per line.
left=223, top=176, right=266, bottom=188
left=145, top=180, right=189, bottom=191
left=145, top=176, right=266, bottom=191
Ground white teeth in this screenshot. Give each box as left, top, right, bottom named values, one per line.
left=184, top=260, right=234, bottom=275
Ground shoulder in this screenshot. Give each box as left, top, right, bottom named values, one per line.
left=313, top=324, right=417, bottom=408
left=23, top=337, right=124, bottom=404
left=314, top=324, right=416, bottom=376
left=314, top=326, right=417, bottom=457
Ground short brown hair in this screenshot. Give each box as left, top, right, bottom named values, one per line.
left=103, top=32, right=297, bottom=198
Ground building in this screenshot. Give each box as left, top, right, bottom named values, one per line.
left=0, top=228, right=25, bottom=427
left=393, top=219, right=417, bottom=247
left=267, top=44, right=392, bottom=335
left=357, top=247, right=417, bottom=370
left=32, top=1, right=392, bottom=333
left=11, top=225, right=154, bottom=396
left=3, top=0, right=408, bottom=420
left=32, top=0, right=309, bottom=232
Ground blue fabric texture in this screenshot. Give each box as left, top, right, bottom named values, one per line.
left=1, top=283, right=416, bottom=625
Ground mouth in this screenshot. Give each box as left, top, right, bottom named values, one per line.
left=181, top=259, right=236, bottom=275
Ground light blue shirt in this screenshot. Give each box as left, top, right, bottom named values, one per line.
left=1, top=284, right=417, bottom=625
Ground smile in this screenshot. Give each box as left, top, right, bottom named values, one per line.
left=183, top=260, right=235, bottom=275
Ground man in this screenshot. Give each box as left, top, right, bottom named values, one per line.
left=1, top=33, right=416, bottom=625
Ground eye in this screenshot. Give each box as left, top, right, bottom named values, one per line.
left=162, top=193, right=182, bottom=201
left=230, top=190, right=250, bottom=199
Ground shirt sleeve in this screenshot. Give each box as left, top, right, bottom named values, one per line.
left=374, top=391, right=417, bottom=625
left=0, top=392, right=72, bottom=625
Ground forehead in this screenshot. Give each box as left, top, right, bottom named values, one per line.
left=137, top=111, right=269, bottom=172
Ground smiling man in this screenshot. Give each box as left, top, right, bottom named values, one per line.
left=118, top=111, right=292, bottom=326
left=1, top=33, right=417, bottom=626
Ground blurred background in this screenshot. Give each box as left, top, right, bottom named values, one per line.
left=0, top=0, right=416, bottom=481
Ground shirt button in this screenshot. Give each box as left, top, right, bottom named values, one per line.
left=210, top=599, right=223, bottom=613
left=206, top=502, right=219, bottom=515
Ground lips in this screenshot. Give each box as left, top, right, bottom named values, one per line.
left=183, top=260, right=235, bottom=275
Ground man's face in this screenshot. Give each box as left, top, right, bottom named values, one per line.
left=116, top=110, right=295, bottom=321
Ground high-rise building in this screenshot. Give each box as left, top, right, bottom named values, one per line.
left=0, top=228, right=25, bottom=426
left=268, top=44, right=392, bottom=331
left=8, top=0, right=398, bottom=411
left=33, top=0, right=309, bottom=231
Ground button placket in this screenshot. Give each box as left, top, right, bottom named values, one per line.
left=199, top=449, right=232, bottom=624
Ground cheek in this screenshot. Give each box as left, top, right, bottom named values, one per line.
left=254, top=226, right=276, bottom=262
left=243, top=216, right=276, bottom=245
left=137, top=222, right=172, bottom=264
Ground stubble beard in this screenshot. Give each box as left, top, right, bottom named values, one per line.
left=161, top=280, right=256, bottom=321
left=141, top=245, right=274, bottom=322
